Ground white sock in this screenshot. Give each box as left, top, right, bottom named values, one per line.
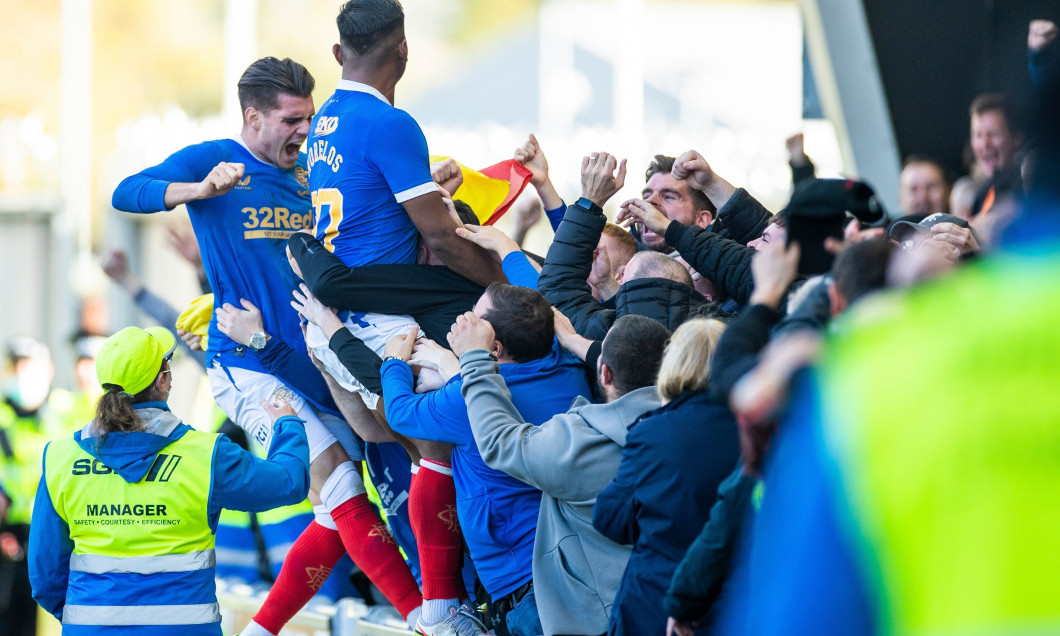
left=405, top=605, right=422, bottom=630
left=421, top=598, right=459, bottom=624
left=313, top=504, right=337, bottom=530
left=318, top=461, right=363, bottom=512
left=419, top=458, right=453, bottom=475
left=240, top=620, right=276, bottom=636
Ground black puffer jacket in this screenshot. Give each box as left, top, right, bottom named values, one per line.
left=540, top=202, right=723, bottom=340
left=616, top=278, right=722, bottom=335
left=665, top=221, right=757, bottom=306
left=714, top=187, right=774, bottom=245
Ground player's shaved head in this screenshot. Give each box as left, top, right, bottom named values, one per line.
left=337, top=0, right=405, bottom=56
left=237, top=57, right=315, bottom=114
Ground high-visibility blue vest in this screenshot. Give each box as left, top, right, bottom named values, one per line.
left=43, top=429, right=222, bottom=635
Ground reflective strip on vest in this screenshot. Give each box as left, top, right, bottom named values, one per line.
left=69, top=549, right=215, bottom=575
left=62, top=602, right=220, bottom=625
left=214, top=546, right=260, bottom=568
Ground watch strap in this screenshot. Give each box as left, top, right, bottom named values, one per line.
left=575, top=197, right=604, bottom=215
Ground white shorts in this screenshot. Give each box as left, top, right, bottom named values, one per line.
left=305, top=311, right=420, bottom=409
left=207, top=362, right=363, bottom=463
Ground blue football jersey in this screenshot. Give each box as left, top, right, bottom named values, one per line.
left=112, top=138, right=311, bottom=374
left=306, top=80, right=435, bottom=267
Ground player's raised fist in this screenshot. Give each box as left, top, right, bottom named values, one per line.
left=199, top=162, right=246, bottom=199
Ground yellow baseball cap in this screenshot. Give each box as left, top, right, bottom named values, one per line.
left=95, top=326, right=176, bottom=396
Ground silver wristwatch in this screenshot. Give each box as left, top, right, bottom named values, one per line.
left=248, top=331, right=270, bottom=352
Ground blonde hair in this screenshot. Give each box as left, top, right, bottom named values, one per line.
left=656, top=318, right=726, bottom=403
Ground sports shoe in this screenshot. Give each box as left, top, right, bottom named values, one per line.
left=415, top=604, right=490, bottom=635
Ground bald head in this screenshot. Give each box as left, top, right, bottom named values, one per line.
left=622, top=251, right=694, bottom=286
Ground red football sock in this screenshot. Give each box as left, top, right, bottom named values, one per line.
left=331, top=493, right=423, bottom=618
left=253, top=521, right=345, bottom=634
left=411, top=459, right=466, bottom=600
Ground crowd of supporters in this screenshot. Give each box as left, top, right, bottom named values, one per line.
left=3, top=2, right=1058, bottom=635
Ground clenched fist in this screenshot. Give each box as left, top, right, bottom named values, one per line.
left=199, top=162, right=246, bottom=200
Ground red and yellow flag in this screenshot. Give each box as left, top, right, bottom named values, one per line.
left=429, top=155, right=533, bottom=226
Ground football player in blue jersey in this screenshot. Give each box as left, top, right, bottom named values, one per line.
left=297, top=3, right=514, bottom=634
left=112, top=57, right=425, bottom=634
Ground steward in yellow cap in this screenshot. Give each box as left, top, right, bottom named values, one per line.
left=27, top=325, right=310, bottom=635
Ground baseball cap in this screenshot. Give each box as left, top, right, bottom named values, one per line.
left=888, top=213, right=979, bottom=244
left=95, top=326, right=176, bottom=396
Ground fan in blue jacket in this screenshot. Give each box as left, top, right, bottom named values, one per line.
left=594, top=319, right=740, bottom=636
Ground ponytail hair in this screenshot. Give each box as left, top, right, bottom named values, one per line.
left=94, top=385, right=146, bottom=435
left=94, top=360, right=166, bottom=435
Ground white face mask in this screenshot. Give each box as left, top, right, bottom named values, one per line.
left=7, top=373, right=50, bottom=412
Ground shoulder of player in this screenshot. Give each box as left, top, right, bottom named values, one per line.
left=363, top=105, right=424, bottom=142
left=176, top=138, right=273, bottom=173
left=377, top=104, right=420, bottom=126
left=169, top=139, right=233, bottom=167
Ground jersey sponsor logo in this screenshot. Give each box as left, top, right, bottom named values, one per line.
left=307, top=139, right=344, bottom=174
left=241, top=206, right=314, bottom=240
left=314, top=116, right=339, bottom=137
left=294, top=166, right=309, bottom=189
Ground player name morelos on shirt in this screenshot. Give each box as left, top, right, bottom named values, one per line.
left=307, top=79, right=436, bottom=268
left=112, top=137, right=310, bottom=375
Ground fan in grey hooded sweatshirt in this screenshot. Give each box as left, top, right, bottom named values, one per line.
left=457, top=314, right=670, bottom=636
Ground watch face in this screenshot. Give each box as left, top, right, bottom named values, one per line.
left=250, top=333, right=266, bottom=350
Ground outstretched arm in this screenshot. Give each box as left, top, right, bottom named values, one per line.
left=514, top=133, right=566, bottom=231
left=667, top=222, right=758, bottom=306
left=538, top=152, right=626, bottom=340
left=112, top=141, right=243, bottom=213
left=211, top=403, right=310, bottom=512
left=672, top=149, right=774, bottom=244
